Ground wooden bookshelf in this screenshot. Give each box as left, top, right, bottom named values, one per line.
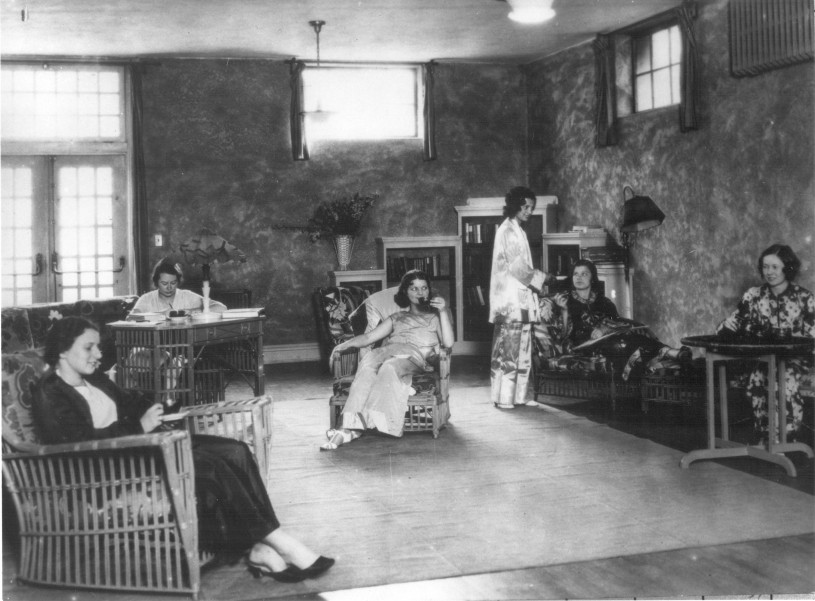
left=376, top=236, right=463, bottom=344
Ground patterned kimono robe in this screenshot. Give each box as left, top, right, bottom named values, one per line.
left=488, top=218, right=542, bottom=408
left=717, top=282, right=815, bottom=441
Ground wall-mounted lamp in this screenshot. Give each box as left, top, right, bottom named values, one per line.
left=495, top=0, right=555, bottom=24
left=620, top=186, right=665, bottom=281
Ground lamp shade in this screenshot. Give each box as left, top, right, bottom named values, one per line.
left=620, top=187, right=665, bottom=233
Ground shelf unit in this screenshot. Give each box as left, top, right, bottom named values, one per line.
left=328, top=269, right=387, bottom=296
left=542, top=232, right=633, bottom=319
left=376, top=236, right=463, bottom=344
left=455, top=196, right=558, bottom=354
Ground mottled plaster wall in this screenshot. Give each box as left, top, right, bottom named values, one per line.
left=526, top=0, right=814, bottom=349
left=140, top=61, right=527, bottom=344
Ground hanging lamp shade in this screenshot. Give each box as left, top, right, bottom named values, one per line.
left=621, top=186, right=665, bottom=233
left=499, top=0, right=555, bottom=24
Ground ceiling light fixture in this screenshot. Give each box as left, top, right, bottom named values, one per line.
left=309, top=20, right=325, bottom=65
left=496, top=0, right=555, bottom=25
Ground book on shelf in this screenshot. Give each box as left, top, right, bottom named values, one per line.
left=222, top=307, right=266, bottom=318
left=386, top=254, right=443, bottom=280
left=570, top=225, right=605, bottom=233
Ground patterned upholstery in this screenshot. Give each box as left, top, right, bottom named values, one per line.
left=312, top=285, right=368, bottom=365
left=1, top=350, right=46, bottom=449
left=1, top=309, right=34, bottom=353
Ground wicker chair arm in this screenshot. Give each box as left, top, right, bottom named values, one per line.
left=2, top=430, right=189, bottom=459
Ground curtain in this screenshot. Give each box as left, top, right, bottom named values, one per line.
left=676, top=3, right=700, bottom=132
left=593, top=34, right=618, bottom=148
left=129, top=64, right=151, bottom=293
left=422, top=61, right=437, bottom=161
left=289, top=60, right=309, bottom=161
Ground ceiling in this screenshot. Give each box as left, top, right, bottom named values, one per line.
left=1, top=0, right=681, bottom=64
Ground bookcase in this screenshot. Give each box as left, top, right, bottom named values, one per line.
left=376, top=236, right=463, bottom=343
left=455, top=196, right=558, bottom=353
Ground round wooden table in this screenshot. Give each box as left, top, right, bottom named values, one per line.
left=679, top=334, right=814, bottom=477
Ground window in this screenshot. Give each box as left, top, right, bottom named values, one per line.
left=1, top=63, right=132, bottom=305
left=633, top=25, right=681, bottom=112
left=303, top=65, right=422, bottom=141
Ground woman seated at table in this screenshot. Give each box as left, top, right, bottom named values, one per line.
left=541, top=259, right=689, bottom=379
left=32, top=316, right=334, bottom=583
left=717, top=244, right=815, bottom=444
left=321, top=269, right=455, bottom=451
left=130, top=258, right=227, bottom=317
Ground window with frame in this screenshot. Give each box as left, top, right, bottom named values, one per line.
left=302, top=65, right=422, bottom=141
left=1, top=63, right=131, bottom=305
left=633, top=24, right=682, bottom=112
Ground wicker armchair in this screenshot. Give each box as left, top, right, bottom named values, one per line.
left=324, top=287, right=452, bottom=438
left=1, top=355, right=273, bottom=600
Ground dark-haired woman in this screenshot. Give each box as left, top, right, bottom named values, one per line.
left=545, top=259, right=688, bottom=379
left=32, top=316, right=334, bottom=583
left=717, top=244, right=815, bottom=443
left=322, top=269, right=455, bottom=450
left=130, top=258, right=227, bottom=316
left=489, top=186, right=549, bottom=409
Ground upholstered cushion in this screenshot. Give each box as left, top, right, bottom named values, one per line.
left=2, top=350, right=47, bottom=447
left=1, top=308, right=34, bottom=352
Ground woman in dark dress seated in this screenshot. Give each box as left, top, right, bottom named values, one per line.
left=539, top=259, right=689, bottom=379
left=32, top=316, right=334, bottom=584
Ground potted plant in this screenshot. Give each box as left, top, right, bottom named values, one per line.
left=306, top=193, right=378, bottom=269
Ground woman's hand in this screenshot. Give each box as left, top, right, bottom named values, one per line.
left=721, top=315, right=741, bottom=332
left=140, top=403, right=164, bottom=433
left=429, top=296, right=447, bottom=313
left=552, top=292, right=569, bottom=309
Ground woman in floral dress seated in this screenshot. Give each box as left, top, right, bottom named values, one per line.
left=322, top=269, right=455, bottom=450
left=717, top=244, right=815, bottom=444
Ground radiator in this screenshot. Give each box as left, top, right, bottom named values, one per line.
left=728, top=0, right=814, bottom=77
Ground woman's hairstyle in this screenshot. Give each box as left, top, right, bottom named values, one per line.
left=394, top=269, right=433, bottom=308
left=151, top=258, right=184, bottom=287
left=757, top=244, right=801, bottom=282
left=43, top=316, right=99, bottom=368
left=503, top=186, right=536, bottom=218
left=570, top=259, right=602, bottom=293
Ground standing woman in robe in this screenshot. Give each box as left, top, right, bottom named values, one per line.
left=488, top=186, right=549, bottom=409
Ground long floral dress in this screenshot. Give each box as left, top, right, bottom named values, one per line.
left=488, top=218, right=541, bottom=408
left=340, top=311, right=441, bottom=437
left=717, top=282, right=815, bottom=442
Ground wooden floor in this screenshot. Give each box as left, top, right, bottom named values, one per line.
left=3, top=356, right=813, bottom=601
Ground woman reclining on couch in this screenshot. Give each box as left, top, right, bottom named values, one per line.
left=536, top=259, right=690, bottom=380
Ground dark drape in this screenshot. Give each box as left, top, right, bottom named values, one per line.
left=289, top=60, right=309, bottom=161
left=676, top=3, right=700, bottom=132
left=129, top=65, right=151, bottom=293
left=422, top=61, right=437, bottom=161
left=593, top=34, right=618, bottom=148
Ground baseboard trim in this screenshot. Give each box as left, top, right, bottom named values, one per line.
left=263, top=341, right=491, bottom=364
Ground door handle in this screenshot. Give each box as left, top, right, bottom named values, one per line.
left=31, top=253, right=43, bottom=275
left=52, top=253, right=126, bottom=274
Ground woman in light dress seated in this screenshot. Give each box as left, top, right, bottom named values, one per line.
left=322, top=269, right=455, bottom=450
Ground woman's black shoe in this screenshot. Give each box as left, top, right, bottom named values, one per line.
left=296, top=556, right=335, bottom=579
left=247, top=561, right=306, bottom=583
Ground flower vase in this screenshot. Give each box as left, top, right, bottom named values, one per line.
left=332, top=235, right=355, bottom=271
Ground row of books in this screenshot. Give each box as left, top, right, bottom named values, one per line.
left=463, top=253, right=492, bottom=277
left=386, top=255, right=445, bottom=281
left=464, top=222, right=500, bottom=244
left=464, top=284, right=487, bottom=307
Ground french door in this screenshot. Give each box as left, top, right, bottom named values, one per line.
left=1, top=154, right=130, bottom=305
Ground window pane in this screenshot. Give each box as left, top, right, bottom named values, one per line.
left=636, top=74, right=653, bottom=111
left=670, top=26, right=682, bottom=63
left=635, top=39, right=651, bottom=74
left=1, top=65, right=124, bottom=141
left=63, top=289, right=78, bottom=302
left=651, top=29, right=671, bottom=69
left=652, top=68, right=672, bottom=108
left=304, top=66, right=420, bottom=141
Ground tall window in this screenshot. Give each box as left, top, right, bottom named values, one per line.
left=303, top=65, right=422, bottom=141
left=633, top=25, right=682, bottom=112
left=1, top=63, right=131, bottom=305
